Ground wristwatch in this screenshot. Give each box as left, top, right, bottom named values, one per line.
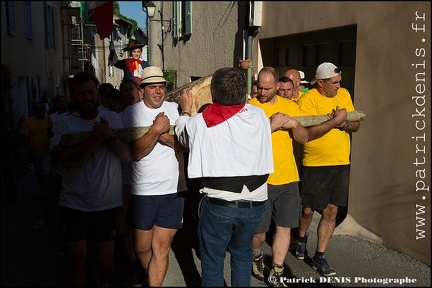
left=181, top=111, right=191, bottom=117
left=342, top=121, right=349, bottom=130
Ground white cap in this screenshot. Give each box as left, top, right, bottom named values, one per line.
left=310, top=62, right=341, bottom=85
left=298, top=70, right=309, bottom=84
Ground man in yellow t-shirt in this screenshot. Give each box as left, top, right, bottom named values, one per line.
left=21, top=101, right=52, bottom=230
left=249, top=67, right=309, bottom=286
left=284, top=68, right=304, bottom=102
left=295, top=62, right=360, bottom=277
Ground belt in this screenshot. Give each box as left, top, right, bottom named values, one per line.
left=206, top=197, right=265, bottom=208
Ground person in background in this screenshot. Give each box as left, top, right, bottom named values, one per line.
left=105, top=88, right=122, bottom=113
left=114, top=79, right=143, bottom=286
left=249, top=67, right=309, bottom=287
left=98, top=83, right=115, bottom=112
left=121, top=66, right=188, bottom=287
left=283, top=69, right=303, bottom=102
left=295, top=62, right=360, bottom=277
left=21, top=101, right=52, bottom=230
left=249, top=80, right=258, bottom=99
left=42, top=94, right=53, bottom=115
left=48, top=95, right=69, bottom=135
left=47, top=94, right=70, bottom=222
left=109, top=39, right=150, bottom=85
left=51, top=72, right=131, bottom=287
left=298, top=70, right=310, bottom=93
left=277, top=76, right=295, bottom=100
left=175, top=67, right=274, bottom=286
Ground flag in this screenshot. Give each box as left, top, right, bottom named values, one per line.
left=80, top=1, right=89, bottom=24
left=87, top=1, right=113, bottom=40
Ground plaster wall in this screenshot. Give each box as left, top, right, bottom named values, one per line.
left=162, top=1, right=243, bottom=85
left=1, top=1, right=64, bottom=116
left=256, top=1, right=431, bottom=265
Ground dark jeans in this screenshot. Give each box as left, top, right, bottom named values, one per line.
left=198, top=196, right=265, bottom=287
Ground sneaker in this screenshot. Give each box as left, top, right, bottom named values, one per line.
left=32, top=219, right=48, bottom=230
left=252, top=251, right=265, bottom=281
left=311, top=255, right=336, bottom=276
left=268, top=266, right=287, bottom=287
left=295, top=240, right=306, bottom=260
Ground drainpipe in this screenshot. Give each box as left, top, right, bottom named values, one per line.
left=247, top=32, right=253, bottom=95
left=247, top=1, right=262, bottom=95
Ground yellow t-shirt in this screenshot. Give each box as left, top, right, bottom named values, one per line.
left=21, top=116, right=50, bottom=157
left=291, top=90, right=304, bottom=102
left=297, top=88, right=355, bottom=166
left=249, top=96, right=303, bottom=185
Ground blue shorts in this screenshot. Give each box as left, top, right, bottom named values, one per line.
left=127, top=193, right=185, bottom=230
left=300, top=165, right=350, bottom=210
left=59, top=206, right=117, bottom=242
left=255, top=182, right=301, bottom=233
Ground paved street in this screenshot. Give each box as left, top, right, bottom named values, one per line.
left=1, top=167, right=431, bottom=287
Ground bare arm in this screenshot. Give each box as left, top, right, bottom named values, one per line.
left=270, top=112, right=309, bottom=144
left=106, top=133, right=132, bottom=162
left=51, top=134, right=103, bottom=171
left=131, top=112, right=171, bottom=160
left=174, top=89, right=194, bottom=148
left=307, top=106, right=348, bottom=141
left=52, top=118, right=131, bottom=170
left=158, top=133, right=189, bottom=152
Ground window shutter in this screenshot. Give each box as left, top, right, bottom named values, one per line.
left=24, top=1, right=32, bottom=39
left=184, top=1, right=192, bottom=35
left=53, top=7, right=59, bottom=49
left=173, top=1, right=179, bottom=39
left=7, top=1, right=16, bottom=35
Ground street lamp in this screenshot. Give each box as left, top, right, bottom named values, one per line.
left=145, top=1, right=156, bottom=19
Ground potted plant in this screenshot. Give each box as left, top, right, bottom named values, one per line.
left=239, top=58, right=251, bottom=70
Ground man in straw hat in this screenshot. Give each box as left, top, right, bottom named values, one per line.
left=121, top=66, right=189, bottom=286
left=109, top=39, right=149, bottom=84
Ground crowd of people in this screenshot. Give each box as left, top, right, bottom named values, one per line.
left=21, top=55, right=360, bottom=287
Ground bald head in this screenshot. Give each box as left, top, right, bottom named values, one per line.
left=284, top=69, right=301, bottom=98
left=284, top=69, right=301, bottom=86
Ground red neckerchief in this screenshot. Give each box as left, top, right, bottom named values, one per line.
left=202, top=103, right=245, bottom=127
left=125, top=58, right=140, bottom=73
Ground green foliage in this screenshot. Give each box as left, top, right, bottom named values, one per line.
left=164, top=69, right=177, bottom=83
left=164, top=69, right=177, bottom=92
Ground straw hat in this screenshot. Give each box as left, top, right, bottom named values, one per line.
left=122, top=39, right=145, bottom=51
left=140, top=66, right=167, bottom=84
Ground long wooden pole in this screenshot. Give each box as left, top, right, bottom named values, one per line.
left=66, top=111, right=365, bottom=146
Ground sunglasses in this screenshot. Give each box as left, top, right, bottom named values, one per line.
left=334, top=68, right=341, bottom=73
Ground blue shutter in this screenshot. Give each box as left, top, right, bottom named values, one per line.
left=184, top=1, right=192, bottom=35
left=7, top=1, right=16, bottom=35
left=53, top=7, right=59, bottom=49
left=24, top=1, right=32, bottom=39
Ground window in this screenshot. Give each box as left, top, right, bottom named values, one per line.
left=6, top=1, right=16, bottom=35
left=173, top=1, right=192, bottom=39
left=269, top=25, right=357, bottom=97
left=24, top=1, right=32, bottom=39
